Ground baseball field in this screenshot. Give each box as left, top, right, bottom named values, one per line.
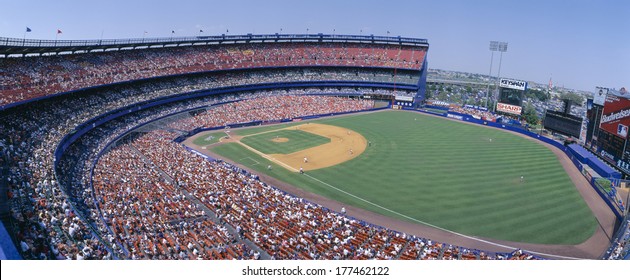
left=189, top=110, right=598, bottom=245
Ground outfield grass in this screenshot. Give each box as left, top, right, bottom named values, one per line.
left=241, top=129, right=330, bottom=154
left=210, top=110, right=598, bottom=244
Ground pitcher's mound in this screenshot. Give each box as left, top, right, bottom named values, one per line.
left=272, top=137, right=289, bottom=143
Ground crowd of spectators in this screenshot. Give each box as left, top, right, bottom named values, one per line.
left=449, top=106, right=500, bottom=122
left=92, top=142, right=252, bottom=260
left=168, top=95, right=375, bottom=131
left=606, top=216, right=630, bottom=260
left=0, top=42, right=426, bottom=106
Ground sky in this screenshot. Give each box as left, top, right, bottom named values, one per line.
left=1, top=0, right=628, bottom=92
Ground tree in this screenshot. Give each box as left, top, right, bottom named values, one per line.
left=522, top=102, right=539, bottom=125
left=525, top=88, right=549, bottom=102
left=559, top=92, right=584, bottom=105
left=424, top=89, right=433, bottom=100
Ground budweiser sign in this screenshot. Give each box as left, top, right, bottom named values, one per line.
left=601, top=108, right=630, bottom=123
left=600, top=94, right=630, bottom=138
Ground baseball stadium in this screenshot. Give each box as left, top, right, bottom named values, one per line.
left=0, top=33, right=628, bottom=261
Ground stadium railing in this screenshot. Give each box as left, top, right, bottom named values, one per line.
left=0, top=34, right=428, bottom=52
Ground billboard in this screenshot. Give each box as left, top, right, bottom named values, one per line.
left=600, top=94, right=630, bottom=139
left=496, top=102, right=522, bottom=115
left=499, top=78, right=527, bottom=91
left=585, top=98, right=604, bottom=145
left=496, top=78, right=526, bottom=115
left=593, top=87, right=608, bottom=106
left=395, top=95, right=414, bottom=102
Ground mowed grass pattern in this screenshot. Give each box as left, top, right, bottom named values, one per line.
left=240, top=129, right=330, bottom=154
left=211, top=110, right=598, bottom=244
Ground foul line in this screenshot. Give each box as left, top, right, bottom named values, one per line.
left=302, top=173, right=582, bottom=260
left=225, top=132, right=582, bottom=260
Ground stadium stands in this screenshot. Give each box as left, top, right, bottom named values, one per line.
left=0, top=42, right=426, bottom=106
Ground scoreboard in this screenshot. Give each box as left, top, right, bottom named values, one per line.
left=597, top=129, right=630, bottom=172
left=543, top=110, right=583, bottom=138
left=496, top=78, right=527, bottom=115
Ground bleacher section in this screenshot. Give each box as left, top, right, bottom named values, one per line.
left=0, top=40, right=427, bottom=107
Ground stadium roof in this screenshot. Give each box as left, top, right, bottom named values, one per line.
left=0, top=33, right=429, bottom=57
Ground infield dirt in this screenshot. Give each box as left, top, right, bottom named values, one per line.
left=232, top=123, right=368, bottom=171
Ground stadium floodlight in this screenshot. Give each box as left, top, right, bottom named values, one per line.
left=485, top=41, right=499, bottom=108
left=493, top=42, right=508, bottom=111
left=498, top=41, right=508, bottom=52
left=485, top=41, right=508, bottom=112
left=489, top=41, right=499, bottom=51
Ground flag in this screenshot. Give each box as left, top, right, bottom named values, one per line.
left=26, top=27, right=32, bottom=32
left=57, top=29, right=62, bottom=34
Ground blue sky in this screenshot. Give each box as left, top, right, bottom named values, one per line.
left=1, top=0, right=628, bottom=92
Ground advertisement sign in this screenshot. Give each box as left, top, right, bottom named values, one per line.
left=463, top=104, right=488, bottom=111
left=593, top=88, right=608, bottom=106
left=496, top=102, right=522, bottom=115
left=395, top=95, right=414, bottom=102
left=499, top=78, right=527, bottom=91
left=600, top=94, right=630, bottom=138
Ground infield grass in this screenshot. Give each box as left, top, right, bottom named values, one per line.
left=209, top=110, right=598, bottom=244
left=241, top=129, right=330, bottom=154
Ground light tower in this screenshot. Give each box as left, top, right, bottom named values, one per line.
left=493, top=41, right=508, bottom=111
left=485, top=41, right=498, bottom=108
